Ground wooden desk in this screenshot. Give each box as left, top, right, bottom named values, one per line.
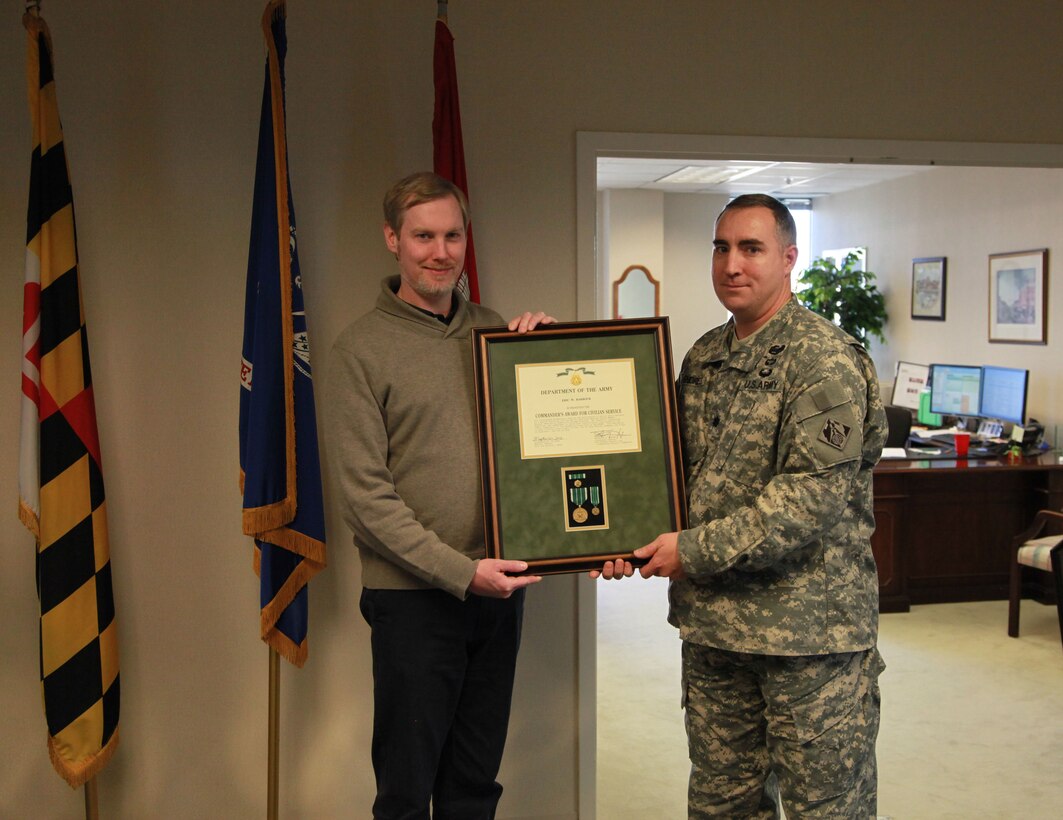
left=872, top=452, right=1063, bottom=612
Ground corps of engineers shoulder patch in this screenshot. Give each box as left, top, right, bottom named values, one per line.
left=819, top=417, right=852, bottom=450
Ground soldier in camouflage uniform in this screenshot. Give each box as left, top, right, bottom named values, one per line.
left=607, top=194, right=887, bottom=817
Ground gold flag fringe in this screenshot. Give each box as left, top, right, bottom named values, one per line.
left=238, top=0, right=300, bottom=543
left=19, top=500, right=40, bottom=539
left=242, top=497, right=297, bottom=537
left=264, top=0, right=298, bottom=535
left=252, top=539, right=321, bottom=668
left=256, top=525, right=327, bottom=565
left=48, top=727, right=119, bottom=790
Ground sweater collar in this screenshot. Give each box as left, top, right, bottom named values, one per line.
left=376, top=275, right=471, bottom=336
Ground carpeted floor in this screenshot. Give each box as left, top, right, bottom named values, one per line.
left=597, top=577, right=1062, bottom=818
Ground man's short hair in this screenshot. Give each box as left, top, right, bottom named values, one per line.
left=719, top=194, right=797, bottom=247
left=383, top=172, right=470, bottom=233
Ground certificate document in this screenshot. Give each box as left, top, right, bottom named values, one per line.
left=472, top=318, right=686, bottom=575
left=515, top=358, right=642, bottom=459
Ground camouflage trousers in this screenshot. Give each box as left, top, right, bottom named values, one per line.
left=682, top=642, right=885, bottom=819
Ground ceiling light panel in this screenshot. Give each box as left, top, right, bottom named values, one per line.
left=654, top=163, right=776, bottom=185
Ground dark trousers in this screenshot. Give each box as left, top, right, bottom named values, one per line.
left=359, top=587, right=525, bottom=820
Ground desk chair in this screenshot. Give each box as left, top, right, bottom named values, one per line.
left=884, top=405, right=912, bottom=448
left=1007, top=509, right=1063, bottom=651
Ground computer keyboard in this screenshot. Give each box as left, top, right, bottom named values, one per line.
left=907, top=435, right=1009, bottom=458
left=903, top=427, right=1012, bottom=458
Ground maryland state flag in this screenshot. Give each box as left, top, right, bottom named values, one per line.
left=19, top=10, right=120, bottom=788
left=433, top=12, right=480, bottom=303
left=240, top=0, right=326, bottom=668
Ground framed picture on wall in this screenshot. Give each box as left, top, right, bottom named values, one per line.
left=988, top=249, right=1048, bottom=344
left=911, top=257, right=946, bottom=320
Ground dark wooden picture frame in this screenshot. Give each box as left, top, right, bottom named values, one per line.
left=472, top=317, right=687, bottom=575
left=988, top=249, right=1048, bottom=344
left=911, top=256, right=946, bottom=320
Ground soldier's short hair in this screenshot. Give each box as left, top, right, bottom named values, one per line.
left=383, top=171, right=470, bottom=233
left=719, top=194, right=797, bottom=248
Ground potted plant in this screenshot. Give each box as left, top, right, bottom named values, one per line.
left=796, top=249, right=887, bottom=347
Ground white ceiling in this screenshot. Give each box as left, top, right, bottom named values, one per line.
left=597, top=157, right=935, bottom=198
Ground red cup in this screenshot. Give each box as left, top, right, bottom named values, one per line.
left=954, top=432, right=970, bottom=457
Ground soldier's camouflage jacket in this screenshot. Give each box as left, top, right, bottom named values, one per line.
left=670, top=298, right=887, bottom=655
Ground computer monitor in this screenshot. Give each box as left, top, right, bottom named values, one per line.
left=929, top=364, right=982, bottom=417
left=979, top=365, right=1028, bottom=425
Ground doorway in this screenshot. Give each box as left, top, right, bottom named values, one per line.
left=576, top=131, right=1063, bottom=819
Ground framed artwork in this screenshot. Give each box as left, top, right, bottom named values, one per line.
left=471, top=317, right=687, bottom=575
left=988, top=249, right=1048, bottom=344
left=911, top=257, right=947, bottom=320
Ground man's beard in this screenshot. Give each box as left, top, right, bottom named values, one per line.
left=411, top=271, right=459, bottom=300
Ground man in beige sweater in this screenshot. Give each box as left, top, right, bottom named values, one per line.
left=325, top=172, right=547, bottom=819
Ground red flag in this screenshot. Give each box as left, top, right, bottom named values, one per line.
left=433, top=17, right=479, bottom=303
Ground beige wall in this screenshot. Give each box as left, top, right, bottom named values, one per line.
left=814, top=166, right=1063, bottom=437
left=4, top=2, right=1063, bottom=817
left=605, top=168, right=1063, bottom=443
left=604, top=189, right=664, bottom=326
left=603, top=189, right=728, bottom=366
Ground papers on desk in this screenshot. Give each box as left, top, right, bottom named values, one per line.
left=906, top=445, right=946, bottom=456
left=910, top=426, right=951, bottom=437
left=1024, top=534, right=1063, bottom=548
left=910, top=429, right=953, bottom=444
left=880, top=447, right=910, bottom=459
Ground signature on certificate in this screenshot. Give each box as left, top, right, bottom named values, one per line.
left=592, top=429, right=631, bottom=443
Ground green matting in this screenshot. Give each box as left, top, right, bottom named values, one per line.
left=486, top=330, right=675, bottom=562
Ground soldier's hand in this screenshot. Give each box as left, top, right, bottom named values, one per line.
left=634, top=532, right=685, bottom=580
left=507, top=311, right=555, bottom=333
left=469, top=558, right=542, bottom=598
left=589, top=558, right=634, bottom=580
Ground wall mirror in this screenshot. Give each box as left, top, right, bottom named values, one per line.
left=612, top=264, right=660, bottom=319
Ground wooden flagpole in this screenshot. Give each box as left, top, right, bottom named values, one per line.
left=268, top=648, right=280, bottom=819
left=84, top=778, right=99, bottom=820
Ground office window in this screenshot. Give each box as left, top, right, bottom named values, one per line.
left=782, top=198, right=812, bottom=291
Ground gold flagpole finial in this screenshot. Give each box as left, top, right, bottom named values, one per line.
left=437, top=1, right=448, bottom=23
left=25, top=1, right=41, bottom=14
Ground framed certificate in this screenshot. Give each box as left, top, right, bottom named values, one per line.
left=472, top=317, right=687, bottom=575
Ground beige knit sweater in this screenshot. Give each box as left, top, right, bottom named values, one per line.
left=324, top=276, right=504, bottom=598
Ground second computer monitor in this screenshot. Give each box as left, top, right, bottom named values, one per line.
left=980, top=365, right=1028, bottom=425
left=929, top=364, right=982, bottom=417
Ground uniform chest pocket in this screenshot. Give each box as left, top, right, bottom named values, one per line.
left=709, top=386, right=783, bottom=489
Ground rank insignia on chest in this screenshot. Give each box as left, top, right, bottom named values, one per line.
left=819, top=417, right=852, bottom=450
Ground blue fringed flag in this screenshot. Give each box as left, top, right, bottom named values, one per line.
left=239, top=0, right=325, bottom=667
